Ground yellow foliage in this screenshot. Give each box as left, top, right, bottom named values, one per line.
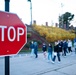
left=32, top=24, right=75, bottom=42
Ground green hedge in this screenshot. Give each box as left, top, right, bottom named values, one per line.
left=25, top=39, right=42, bottom=48
left=27, top=33, right=31, bottom=38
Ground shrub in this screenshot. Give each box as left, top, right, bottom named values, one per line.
left=25, top=42, right=30, bottom=48
left=27, top=33, right=31, bottom=38
left=25, top=39, right=42, bottom=48
left=33, top=25, right=75, bottom=42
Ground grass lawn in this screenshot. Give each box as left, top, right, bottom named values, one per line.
left=19, top=48, right=42, bottom=54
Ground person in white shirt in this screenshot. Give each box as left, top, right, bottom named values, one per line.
left=67, top=39, right=72, bottom=53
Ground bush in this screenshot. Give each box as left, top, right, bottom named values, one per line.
left=25, top=43, right=30, bottom=48
left=27, top=33, right=31, bottom=38
left=25, top=39, right=42, bottom=48
left=31, top=39, right=42, bottom=45
left=37, top=40, right=42, bottom=45
left=33, top=25, right=75, bottom=42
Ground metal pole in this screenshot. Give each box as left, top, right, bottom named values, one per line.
left=5, top=0, right=10, bottom=75
left=5, top=0, right=10, bottom=11
left=61, top=3, right=64, bottom=28
left=30, top=1, right=32, bottom=25
left=5, top=56, right=10, bottom=75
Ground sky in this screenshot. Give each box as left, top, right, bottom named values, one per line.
left=0, top=0, right=76, bottom=26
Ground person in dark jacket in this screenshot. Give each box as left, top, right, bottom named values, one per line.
left=63, top=40, right=68, bottom=56
left=42, top=43, right=47, bottom=59
left=59, top=40, right=63, bottom=52
left=47, top=43, right=53, bottom=62
left=52, top=41, right=61, bottom=63
left=34, top=42, right=38, bottom=58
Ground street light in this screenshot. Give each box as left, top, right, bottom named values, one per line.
left=61, top=3, right=64, bottom=28
left=28, top=0, right=32, bottom=25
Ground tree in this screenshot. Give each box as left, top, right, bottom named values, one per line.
left=28, top=0, right=31, bottom=2
left=59, top=12, right=74, bottom=29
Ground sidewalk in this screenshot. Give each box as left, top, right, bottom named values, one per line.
left=0, top=52, right=76, bottom=75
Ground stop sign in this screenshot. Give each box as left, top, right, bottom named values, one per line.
left=0, top=11, right=27, bottom=56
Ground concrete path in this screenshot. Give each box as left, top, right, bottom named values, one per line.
left=0, top=52, right=76, bottom=75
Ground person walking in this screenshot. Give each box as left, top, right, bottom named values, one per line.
left=42, top=43, right=47, bottom=59
left=47, top=43, right=53, bottom=62
left=63, top=40, right=68, bottom=56
left=52, top=41, right=61, bottom=63
left=67, top=39, right=72, bottom=53
left=58, top=40, right=63, bottom=55
left=30, top=41, right=34, bottom=57
left=34, top=42, right=38, bottom=58
left=74, top=41, right=76, bottom=54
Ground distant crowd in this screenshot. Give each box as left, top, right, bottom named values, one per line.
left=29, top=39, right=76, bottom=63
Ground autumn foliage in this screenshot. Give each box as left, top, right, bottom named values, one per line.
left=33, top=24, right=75, bottom=43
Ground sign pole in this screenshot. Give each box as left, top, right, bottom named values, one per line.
left=5, top=56, right=10, bottom=75
left=5, top=0, right=10, bottom=75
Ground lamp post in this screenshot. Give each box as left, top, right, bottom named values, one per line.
left=61, top=3, right=64, bottom=28
left=28, top=0, right=32, bottom=25
left=30, top=1, right=32, bottom=25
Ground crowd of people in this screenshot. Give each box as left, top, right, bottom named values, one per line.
left=29, top=39, right=76, bottom=64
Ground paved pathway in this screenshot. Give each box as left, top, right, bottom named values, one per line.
left=0, top=51, right=76, bottom=75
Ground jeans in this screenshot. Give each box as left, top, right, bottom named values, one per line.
left=68, top=47, right=72, bottom=53
left=31, top=49, right=34, bottom=56
left=52, top=52, right=61, bottom=62
left=75, top=48, right=76, bottom=54
left=63, top=48, right=67, bottom=56
left=48, top=52, right=52, bottom=60
left=34, top=51, right=38, bottom=58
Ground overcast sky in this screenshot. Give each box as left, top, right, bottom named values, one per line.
left=0, top=0, right=76, bottom=26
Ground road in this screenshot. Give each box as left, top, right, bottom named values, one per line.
left=0, top=51, right=76, bottom=75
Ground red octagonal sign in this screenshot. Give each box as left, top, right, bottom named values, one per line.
left=0, top=11, right=27, bottom=56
